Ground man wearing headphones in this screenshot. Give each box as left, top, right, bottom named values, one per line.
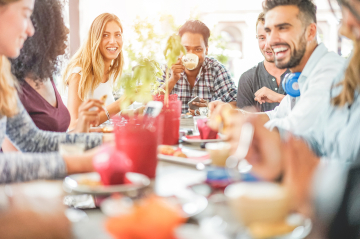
left=210, top=0, right=345, bottom=137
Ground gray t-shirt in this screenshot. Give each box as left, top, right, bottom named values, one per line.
left=236, top=61, right=289, bottom=112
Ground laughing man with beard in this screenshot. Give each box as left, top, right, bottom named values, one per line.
left=254, top=0, right=345, bottom=135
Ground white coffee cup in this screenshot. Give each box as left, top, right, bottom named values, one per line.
left=225, top=182, right=290, bottom=225
left=182, top=53, right=199, bottom=70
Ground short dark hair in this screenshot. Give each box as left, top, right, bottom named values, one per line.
left=263, top=0, right=317, bottom=25
left=10, top=0, right=68, bottom=83
left=178, top=20, right=211, bottom=47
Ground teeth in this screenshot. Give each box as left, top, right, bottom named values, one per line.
left=107, top=47, right=117, bottom=51
left=273, top=47, right=288, bottom=53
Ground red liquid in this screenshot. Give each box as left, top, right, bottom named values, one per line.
left=114, top=116, right=161, bottom=179
left=153, top=95, right=181, bottom=145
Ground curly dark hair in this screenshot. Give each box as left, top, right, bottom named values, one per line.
left=178, top=20, right=211, bottom=47
left=10, top=0, right=68, bottom=83
left=263, top=0, right=317, bottom=25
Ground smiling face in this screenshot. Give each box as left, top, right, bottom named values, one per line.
left=180, top=32, right=208, bottom=71
left=257, top=21, right=275, bottom=63
left=264, top=5, right=312, bottom=69
left=99, top=20, right=123, bottom=63
left=0, top=0, right=35, bottom=58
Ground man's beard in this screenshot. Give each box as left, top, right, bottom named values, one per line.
left=275, top=34, right=307, bottom=69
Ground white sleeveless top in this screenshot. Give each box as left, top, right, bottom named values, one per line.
left=70, top=67, right=115, bottom=107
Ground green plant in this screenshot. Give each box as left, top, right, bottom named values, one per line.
left=119, top=58, right=163, bottom=110
left=163, top=34, right=186, bottom=104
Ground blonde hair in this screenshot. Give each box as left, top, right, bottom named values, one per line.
left=0, top=0, right=20, bottom=117
left=332, top=24, right=359, bottom=107
left=332, top=41, right=360, bottom=106
left=0, top=0, right=19, bottom=6
left=0, top=56, right=18, bottom=117
left=63, top=13, right=124, bottom=101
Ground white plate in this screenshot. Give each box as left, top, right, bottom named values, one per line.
left=100, top=192, right=208, bottom=218
left=181, top=135, right=224, bottom=144
left=158, top=147, right=211, bottom=166
left=63, top=172, right=150, bottom=195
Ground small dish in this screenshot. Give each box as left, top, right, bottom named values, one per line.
left=63, top=172, right=150, bottom=195
left=158, top=147, right=212, bottom=166
left=181, top=135, right=224, bottom=144
left=100, top=193, right=208, bottom=218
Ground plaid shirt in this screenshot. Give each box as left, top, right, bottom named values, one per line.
left=159, top=57, right=237, bottom=113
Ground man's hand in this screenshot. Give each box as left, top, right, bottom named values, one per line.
left=208, top=100, right=225, bottom=116
left=73, top=99, right=104, bottom=133
left=170, top=58, right=185, bottom=83
left=188, top=98, right=207, bottom=116
left=254, top=87, right=285, bottom=104
left=282, top=135, right=320, bottom=216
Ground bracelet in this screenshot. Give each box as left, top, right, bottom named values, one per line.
left=103, top=106, right=110, bottom=120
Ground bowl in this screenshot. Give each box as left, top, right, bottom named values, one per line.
left=205, top=142, right=231, bottom=167
left=225, top=182, right=290, bottom=225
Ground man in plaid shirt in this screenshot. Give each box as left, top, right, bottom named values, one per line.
left=159, top=20, right=237, bottom=114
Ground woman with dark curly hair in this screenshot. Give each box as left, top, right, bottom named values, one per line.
left=0, top=0, right=111, bottom=184
left=2, top=0, right=105, bottom=152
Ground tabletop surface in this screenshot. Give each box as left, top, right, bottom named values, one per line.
left=71, top=117, right=241, bottom=239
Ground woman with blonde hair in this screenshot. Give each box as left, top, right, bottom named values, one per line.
left=64, top=13, right=126, bottom=129
left=0, top=0, right=108, bottom=183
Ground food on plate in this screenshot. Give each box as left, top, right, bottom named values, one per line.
left=77, top=178, right=102, bottom=187
left=100, top=94, right=108, bottom=104
left=197, top=118, right=218, bottom=140
left=93, top=144, right=133, bottom=185
left=158, top=146, right=188, bottom=158
left=173, top=151, right=187, bottom=158
left=248, top=220, right=297, bottom=239
left=158, top=145, right=175, bottom=156
left=106, top=195, right=186, bottom=239
left=102, top=125, right=114, bottom=133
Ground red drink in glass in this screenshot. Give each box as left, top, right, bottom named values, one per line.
left=114, top=116, right=162, bottom=179
left=153, top=94, right=181, bottom=145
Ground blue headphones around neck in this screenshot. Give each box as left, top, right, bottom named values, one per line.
left=282, top=72, right=301, bottom=97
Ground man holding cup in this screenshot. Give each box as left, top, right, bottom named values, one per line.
left=159, top=20, right=238, bottom=115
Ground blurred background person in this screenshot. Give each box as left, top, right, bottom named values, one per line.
left=158, top=20, right=238, bottom=115
left=237, top=12, right=289, bottom=112
left=63, top=13, right=127, bottom=130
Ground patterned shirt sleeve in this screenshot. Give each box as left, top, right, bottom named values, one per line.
left=6, top=100, right=103, bottom=153
left=212, top=63, right=237, bottom=103
left=0, top=152, right=67, bottom=183
left=158, top=64, right=167, bottom=86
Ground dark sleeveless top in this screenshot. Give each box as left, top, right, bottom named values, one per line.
left=18, top=80, right=71, bottom=132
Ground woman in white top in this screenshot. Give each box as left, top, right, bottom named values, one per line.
left=63, top=13, right=126, bottom=130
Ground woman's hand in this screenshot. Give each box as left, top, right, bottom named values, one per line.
left=72, top=99, right=104, bottom=133
left=62, top=146, right=99, bottom=174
